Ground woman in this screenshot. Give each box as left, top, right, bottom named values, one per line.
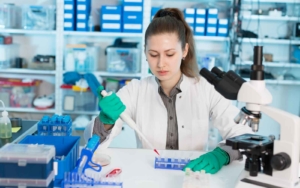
left=84, top=8, right=252, bottom=174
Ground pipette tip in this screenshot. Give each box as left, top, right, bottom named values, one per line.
left=154, top=149, right=160, bottom=156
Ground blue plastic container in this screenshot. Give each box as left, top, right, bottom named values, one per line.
left=0, top=144, right=55, bottom=179
left=19, top=136, right=80, bottom=186
left=38, top=115, right=72, bottom=136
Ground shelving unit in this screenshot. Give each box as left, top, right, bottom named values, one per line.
left=243, top=0, right=300, bottom=3
left=242, top=78, right=300, bottom=85
left=239, top=38, right=300, bottom=45
left=194, top=36, right=229, bottom=42
left=0, top=29, right=56, bottom=35
left=240, top=61, right=300, bottom=68
left=64, top=31, right=143, bottom=38
left=242, top=15, right=300, bottom=22
left=0, top=107, right=56, bottom=114
left=0, top=68, right=56, bottom=75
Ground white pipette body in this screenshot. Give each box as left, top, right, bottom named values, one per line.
left=101, top=90, right=156, bottom=151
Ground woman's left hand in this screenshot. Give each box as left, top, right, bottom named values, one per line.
left=183, top=147, right=229, bottom=174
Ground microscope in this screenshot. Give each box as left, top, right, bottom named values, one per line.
left=200, top=46, right=300, bottom=188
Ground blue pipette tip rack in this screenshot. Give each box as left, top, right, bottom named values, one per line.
left=62, top=172, right=123, bottom=188
left=154, top=157, right=190, bottom=170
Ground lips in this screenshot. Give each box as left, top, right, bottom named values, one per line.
left=158, top=71, right=168, bottom=76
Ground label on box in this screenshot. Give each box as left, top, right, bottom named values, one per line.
left=64, top=13, right=73, bottom=19
left=64, top=4, right=73, bottom=10
left=196, top=9, right=206, bottom=15
left=77, top=22, right=86, bottom=28
left=54, top=161, right=58, bottom=176
left=218, top=28, right=227, bottom=33
left=77, top=5, right=86, bottom=11
left=78, top=0, right=87, bottom=2
left=196, top=18, right=205, bottom=24
left=103, top=14, right=121, bottom=20
left=195, top=27, right=205, bottom=32
left=208, top=9, right=218, bottom=14
left=128, top=16, right=137, bottom=19
left=77, top=14, right=86, bottom=19
left=124, top=0, right=143, bottom=2
left=185, top=17, right=194, bottom=24
left=124, top=6, right=142, bottom=12
left=103, top=23, right=121, bottom=29
left=207, top=27, right=217, bottom=33
left=124, top=24, right=142, bottom=29
left=219, top=19, right=228, bottom=25
left=64, top=22, right=72, bottom=27
left=105, top=6, right=118, bottom=10
left=185, top=8, right=195, bottom=15
left=208, top=18, right=217, bottom=24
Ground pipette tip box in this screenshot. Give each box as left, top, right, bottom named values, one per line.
left=62, top=172, right=123, bottom=188
left=154, top=157, right=190, bottom=170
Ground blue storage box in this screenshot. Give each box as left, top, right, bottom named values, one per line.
left=64, top=0, right=76, bottom=31
left=101, top=5, right=122, bottom=23
left=76, top=0, right=91, bottom=15
left=122, top=22, right=142, bottom=33
left=151, top=7, right=160, bottom=20
left=207, top=18, right=217, bottom=27
left=123, top=5, right=143, bottom=14
left=184, top=8, right=195, bottom=17
left=207, top=8, right=218, bottom=18
left=194, top=26, right=205, bottom=36
left=185, top=16, right=195, bottom=25
left=195, top=8, right=206, bottom=18
left=19, top=136, right=80, bottom=187
left=123, top=0, right=143, bottom=5
left=64, top=0, right=76, bottom=14
left=76, top=21, right=88, bottom=31
left=101, top=22, right=122, bottom=32
left=188, top=23, right=195, bottom=33
left=195, top=17, right=206, bottom=27
left=0, top=172, right=54, bottom=188
left=0, top=144, right=55, bottom=179
left=206, top=26, right=217, bottom=36
left=123, top=12, right=143, bottom=23
left=218, top=19, right=228, bottom=28
left=217, top=27, right=228, bottom=37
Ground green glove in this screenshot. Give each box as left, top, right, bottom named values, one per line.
left=183, top=147, right=229, bottom=174
left=97, top=86, right=126, bottom=125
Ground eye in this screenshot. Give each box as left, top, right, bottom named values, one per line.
left=150, top=54, right=158, bottom=57
left=167, top=54, right=174, bottom=57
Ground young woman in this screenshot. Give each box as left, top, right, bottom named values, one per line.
left=84, top=8, right=252, bottom=174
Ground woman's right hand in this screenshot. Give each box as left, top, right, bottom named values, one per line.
left=97, top=86, right=126, bottom=125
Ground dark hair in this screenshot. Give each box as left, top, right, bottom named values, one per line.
left=145, top=8, right=199, bottom=79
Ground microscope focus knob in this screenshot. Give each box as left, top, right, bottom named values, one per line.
left=271, top=153, right=291, bottom=171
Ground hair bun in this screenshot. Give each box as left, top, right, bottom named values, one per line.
left=159, top=10, right=175, bottom=18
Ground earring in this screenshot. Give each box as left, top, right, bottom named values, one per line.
left=146, top=59, right=148, bottom=61
left=182, top=57, right=185, bottom=60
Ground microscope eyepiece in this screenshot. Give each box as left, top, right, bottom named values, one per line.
left=199, top=68, right=220, bottom=86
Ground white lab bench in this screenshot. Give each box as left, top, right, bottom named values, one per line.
left=95, top=148, right=245, bottom=188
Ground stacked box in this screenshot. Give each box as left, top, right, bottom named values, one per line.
left=101, top=5, right=122, bottom=32
left=194, top=8, right=206, bottom=36
left=64, top=0, right=76, bottom=31
left=217, top=18, right=229, bottom=37
left=0, top=144, right=55, bottom=188
left=122, top=0, right=143, bottom=33
left=76, top=0, right=91, bottom=31
left=184, top=8, right=195, bottom=33
left=206, top=8, right=218, bottom=36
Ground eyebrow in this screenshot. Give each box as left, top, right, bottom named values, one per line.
left=148, top=49, right=176, bottom=52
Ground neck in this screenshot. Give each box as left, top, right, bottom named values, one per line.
left=160, top=72, right=182, bottom=97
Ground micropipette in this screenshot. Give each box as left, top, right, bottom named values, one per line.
left=101, top=90, right=160, bottom=156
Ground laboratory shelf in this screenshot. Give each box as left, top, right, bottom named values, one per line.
left=62, top=111, right=99, bottom=115
left=0, top=29, right=56, bottom=35
left=242, top=78, right=300, bottom=85
left=94, top=71, right=142, bottom=78
left=0, top=68, right=56, bottom=75
left=194, top=36, right=229, bottom=42
left=239, top=38, right=300, bottom=45
left=64, top=31, right=143, bottom=38
left=0, top=107, right=56, bottom=113
left=243, top=0, right=300, bottom=3
left=240, top=61, right=300, bottom=68
left=242, top=15, right=300, bottom=21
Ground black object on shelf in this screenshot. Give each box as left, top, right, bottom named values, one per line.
left=105, top=38, right=139, bottom=55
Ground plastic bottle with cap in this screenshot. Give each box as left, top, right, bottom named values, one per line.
left=0, top=100, right=12, bottom=138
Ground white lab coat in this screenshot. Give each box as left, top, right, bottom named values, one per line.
left=84, top=74, right=252, bottom=150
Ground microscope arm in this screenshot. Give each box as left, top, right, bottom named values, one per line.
left=260, top=105, right=299, bottom=183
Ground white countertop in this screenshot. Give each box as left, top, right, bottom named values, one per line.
left=94, top=148, right=245, bottom=188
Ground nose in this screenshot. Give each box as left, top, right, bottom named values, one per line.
left=157, top=56, right=165, bottom=69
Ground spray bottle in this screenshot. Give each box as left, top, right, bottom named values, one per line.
left=0, top=100, right=12, bottom=138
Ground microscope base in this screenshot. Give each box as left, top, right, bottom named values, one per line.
left=235, top=170, right=299, bottom=188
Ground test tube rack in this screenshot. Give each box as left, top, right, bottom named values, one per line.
left=38, top=115, right=72, bottom=136
left=61, top=172, right=123, bottom=188
left=154, top=157, right=190, bottom=170
left=182, top=169, right=210, bottom=188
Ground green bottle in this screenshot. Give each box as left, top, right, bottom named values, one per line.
left=0, top=110, right=12, bottom=139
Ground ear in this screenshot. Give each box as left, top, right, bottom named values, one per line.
left=183, top=43, right=189, bottom=57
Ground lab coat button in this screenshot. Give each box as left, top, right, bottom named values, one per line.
left=182, top=125, right=184, bottom=128
left=179, top=96, right=182, bottom=98
left=170, top=116, right=173, bottom=120
left=171, top=133, right=173, bottom=136
left=169, top=99, right=172, bottom=103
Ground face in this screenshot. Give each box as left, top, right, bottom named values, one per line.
left=145, top=33, right=188, bottom=82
